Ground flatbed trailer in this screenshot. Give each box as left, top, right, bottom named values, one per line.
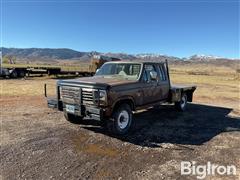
left=0, top=59, right=104, bottom=78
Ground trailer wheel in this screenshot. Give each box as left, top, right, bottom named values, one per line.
left=106, top=104, right=132, bottom=135
left=64, top=111, right=83, bottom=124
left=10, top=70, right=18, bottom=78
left=17, top=70, right=26, bottom=78
left=175, top=93, right=188, bottom=111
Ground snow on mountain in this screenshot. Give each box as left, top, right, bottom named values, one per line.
left=188, top=54, right=223, bottom=60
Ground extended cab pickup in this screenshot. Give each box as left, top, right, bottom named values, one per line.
left=45, top=61, right=196, bottom=135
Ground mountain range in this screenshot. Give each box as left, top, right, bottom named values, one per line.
left=1, top=47, right=238, bottom=62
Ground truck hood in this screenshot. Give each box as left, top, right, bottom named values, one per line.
left=58, top=76, right=138, bottom=89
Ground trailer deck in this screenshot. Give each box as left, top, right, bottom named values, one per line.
left=0, top=62, right=99, bottom=78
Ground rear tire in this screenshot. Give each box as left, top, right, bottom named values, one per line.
left=175, top=93, right=188, bottom=111
left=106, top=104, right=133, bottom=135
left=64, top=111, right=83, bottom=124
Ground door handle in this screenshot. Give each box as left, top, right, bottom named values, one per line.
left=137, top=89, right=142, bottom=97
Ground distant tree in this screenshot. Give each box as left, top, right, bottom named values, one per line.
left=2, top=55, right=16, bottom=64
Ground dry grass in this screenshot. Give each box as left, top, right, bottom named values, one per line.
left=1, top=64, right=239, bottom=112
left=170, top=64, right=240, bottom=112
left=0, top=78, right=56, bottom=97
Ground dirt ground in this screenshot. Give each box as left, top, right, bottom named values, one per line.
left=0, top=70, right=240, bottom=179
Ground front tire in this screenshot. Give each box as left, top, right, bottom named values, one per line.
left=64, top=112, right=83, bottom=124
left=107, top=104, right=133, bottom=135
left=175, top=93, right=188, bottom=111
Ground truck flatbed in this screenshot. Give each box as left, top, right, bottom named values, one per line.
left=171, top=84, right=197, bottom=91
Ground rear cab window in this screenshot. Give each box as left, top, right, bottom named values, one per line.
left=157, top=64, right=168, bottom=82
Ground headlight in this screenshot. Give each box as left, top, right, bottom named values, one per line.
left=94, top=90, right=107, bottom=106
left=99, top=90, right=107, bottom=101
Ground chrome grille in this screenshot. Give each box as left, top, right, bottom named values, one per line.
left=61, top=86, right=80, bottom=104
left=82, top=88, right=94, bottom=105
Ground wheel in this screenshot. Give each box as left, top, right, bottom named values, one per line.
left=106, top=104, right=133, bottom=135
left=175, top=93, right=188, bottom=111
left=64, top=111, right=83, bottom=124
left=17, top=70, right=26, bottom=78
left=10, top=70, right=18, bottom=78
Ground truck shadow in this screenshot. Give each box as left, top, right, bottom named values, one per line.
left=81, top=103, right=240, bottom=147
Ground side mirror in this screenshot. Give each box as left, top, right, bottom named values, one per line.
left=150, top=71, right=157, bottom=80
left=95, top=69, right=100, bottom=75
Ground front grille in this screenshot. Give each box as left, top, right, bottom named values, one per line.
left=61, top=86, right=95, bottom=105
left=61, top=86, right=80, bottom=104
left=82, top=88, right=94, bottom=105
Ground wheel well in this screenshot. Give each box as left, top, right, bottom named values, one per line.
left=113, top=99, right=135, bottom=112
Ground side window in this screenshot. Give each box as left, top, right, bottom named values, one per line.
left=143, top=64, right=158, bottom=82
left=158, top=64, right=167, bottom=81
left=162, top=65, right=167, bottom=81
left=158, top=66, right=164, bottom=81
left=131, top=64, right=141, bottom=75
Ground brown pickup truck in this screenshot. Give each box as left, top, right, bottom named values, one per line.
left=45, top=61, right=196, bottom=135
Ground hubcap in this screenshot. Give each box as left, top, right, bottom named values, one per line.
left=117, top=110, right=129, bottom=129
left=180, top=95, right=187, bottom=109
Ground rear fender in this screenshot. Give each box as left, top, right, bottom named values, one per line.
left=171, top=87, right=196, bottom=103
left=171, top=89, right=182, bottom=102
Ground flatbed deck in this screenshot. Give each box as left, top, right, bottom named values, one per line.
left=0, top=62, right=99, bottom=78
left=171, top=84, right=197, bottom=91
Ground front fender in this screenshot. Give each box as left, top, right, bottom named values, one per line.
left=111, top=96, right=136, bottom=111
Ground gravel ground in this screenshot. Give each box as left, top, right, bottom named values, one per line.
left=1, top=90, right=240, bottom=179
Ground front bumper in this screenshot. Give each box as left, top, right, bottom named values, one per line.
left=85, top=106, right=103, bottom=121
left=47, top=98, right=106, bottom=121
left=62, top=103, right=105, bottom=121
left=45, top=83, right=111, bottom=121
left=47, top=98, right=63, bottom=111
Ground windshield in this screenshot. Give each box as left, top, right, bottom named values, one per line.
left=95, top=63, right=141, bottom=80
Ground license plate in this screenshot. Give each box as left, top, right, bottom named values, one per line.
left=66, top=105, right=75, bottom=114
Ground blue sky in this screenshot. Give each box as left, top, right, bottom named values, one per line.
left=1, top=0, right=239, bottom=58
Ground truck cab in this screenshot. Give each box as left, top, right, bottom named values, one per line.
left=45, top=61, right=196, bottom=135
